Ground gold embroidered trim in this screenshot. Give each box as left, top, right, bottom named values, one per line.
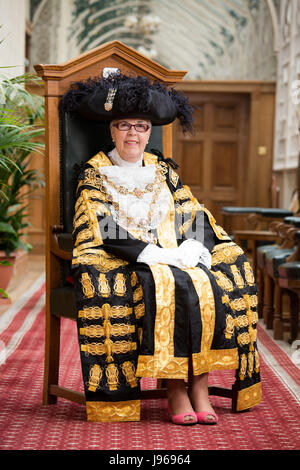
left=175, top=200, right=196, bottom=214
left=234, top=314, right=249, bottom=329
left=88, top=364, right=102, bottom=392
left=87, top=151, right=113, bottom=170
left=225, top=314, right=234, bottom=339
left=80, top=323, right=135, bottom=338
left=133, top=285, right=143, bottom=303
left=131, top=272, right=138, bottom=287
left=211, top=242, right=244, bottom=266
left=75, top=228, right=93, bottom=246
left=72, top=250, right=128, bottom=271
left=80, top=272, right=95, bottom=298
left=80, top=189, right=103, bottom=246
left=149, top=264, right=177, bottom=376
left=106, top=363, right=119, bottom=390
left=86, top=400, right=141, bottom=422
left=98, top=273, right=110, bottom=297
left=244, top=261, right=255, bottom=285
left=248, top=351, right=254, bottom=377
left=136, top=355, right=188, bottom=379
left=173, top=187, right=191, bottom=201
left=213, top=270, right=234, bottom=291
left=236, top=382, right=262, bottom=411
left=134, top=302, right=145, bottom=319
left=231, top=265, right=245, bottom=289
left=240, top=353, right=247, bottom=380
left=243, top=294, right=257, bottom=351
left=81, top=340, right=137, bottom=356
left=192, top=348, right=239, bottom=375
left=78, top=304, right=133, bottom=320
left=136, top=349, right=238, bottom=379
left=156, top=183, right=178, bottom=248
left=169, top=168, right=179, bottom=188
left=122, top=361, right=138, bottom=388
left=73, top=213, right=89, bottom=230
left=143, top=152, right=158, bottom=166
left=184, top=267, right=216, bottom=366
left=113, top=273, right=126, bottom=296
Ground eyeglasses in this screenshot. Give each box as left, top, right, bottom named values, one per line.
left=112, top=121, right=151, bottom=133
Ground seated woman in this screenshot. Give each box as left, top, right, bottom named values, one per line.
left=60, top=73, right=261, bottom=424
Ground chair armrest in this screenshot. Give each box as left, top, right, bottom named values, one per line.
left=50, top=225, right=72, bottom=260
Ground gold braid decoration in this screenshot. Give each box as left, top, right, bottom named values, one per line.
left=113, top=273, right=126, bottom=296
left=133, top=285, right=143, bottom=303
left=230, top=298, right=247, bottom=311
left=80, top=273, right=95, bottom=298
left=72, top=249, right=128, bottom=271
left=173, top=187, right=191, bottom=201
left=234, top=315, right=249, bottom=329
left=75, top=228, right=93, bottom=246
left=78, top=304, right=133, bottom=320
left=248, top=352, right=254, bottom=377
left=212, top=271, right=234, bottom=292
left=73, top=213, right=89, bottom=230
left=98, top=273, right=110, bottom=297
left=134, top=302, right=145, bottom=319
left=106, top=363, right=119, bottom=391
left=88, top=364, right=103, bottom=392
left=230, top=265, right=245, bottom=289
left=80, top=323, right=135, bottom=338
left=244, top=262, right=255, bottom=286
left=225, top=314, right=234, bottom=339
left=240, top=354, right=247, bottom=380
left=211, top=242, right=244, bottom=266
left=255, top=350, right=260, bottom=372
left=131, top=272, right=138, bottom=287
left=122, top=361, right=138, bottom=388
left=81, top=341, right=137, bottom=359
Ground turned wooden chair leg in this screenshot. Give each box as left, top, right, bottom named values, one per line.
left=289, top=291, right=299, bottom=343
left=43, top=313, right=61, bottom=405
left=263, top=273, right=274, bottom=329
left=273, top=282, right=283, bottom=340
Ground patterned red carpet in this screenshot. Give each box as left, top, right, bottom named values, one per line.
left=0, top=275, right=300, bottom=451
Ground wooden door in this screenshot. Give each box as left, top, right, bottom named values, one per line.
left=173, top=92, right=250, bottom=227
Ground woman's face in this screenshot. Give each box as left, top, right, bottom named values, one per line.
left=110, top=118, right=152, bottom=162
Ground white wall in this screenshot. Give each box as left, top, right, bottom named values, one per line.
left=0, top=0, right=27, bottom=77
left=273, top=0, right=300, bottom=208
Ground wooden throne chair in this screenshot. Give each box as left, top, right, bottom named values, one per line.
left=34, top=41, right=240, bottom=413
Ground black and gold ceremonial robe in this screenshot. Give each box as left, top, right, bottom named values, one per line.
left=71, top=151, right=262, bottom=422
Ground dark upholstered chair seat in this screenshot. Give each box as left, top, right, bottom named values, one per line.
left=265, top=249, right=294, bottom=278
left=278, top=262, right=300, bottom=280
left=221, top=207, right=293, bottom=217
left=57, top=233, right=73, bottom=252
left=50, top=286, right=77, bottom=320
left=257, top=244, right=278, bottom=269
left=221, top=207, right=262, bottom=214
left=284, top=217, right=300, bottom=227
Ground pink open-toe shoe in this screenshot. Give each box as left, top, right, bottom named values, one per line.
left=167, top=405, right=197, bottom=425
left=195, top=411, right=218, bottom=425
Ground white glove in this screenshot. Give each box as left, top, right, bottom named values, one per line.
left=137, top=239, right=211, bottom=269
left=177, top=239, right=211, bottom=269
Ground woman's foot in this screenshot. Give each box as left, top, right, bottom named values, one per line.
left=189, top=373, right=218, bottom=424
left=166, top=379, right=197, bottom=425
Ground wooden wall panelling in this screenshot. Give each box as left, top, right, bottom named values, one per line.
left=174, top=81, right=275, bottom=231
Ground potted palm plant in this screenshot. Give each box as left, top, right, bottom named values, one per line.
left=0, top=71, right=45, bottom=301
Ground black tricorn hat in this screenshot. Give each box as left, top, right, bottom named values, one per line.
left=59, top=72, right=194, bottom=133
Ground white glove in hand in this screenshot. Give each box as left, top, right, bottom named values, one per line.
left=178, top=239, right=211, bottom=269
left=137, top=239, right=211, bottom=269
